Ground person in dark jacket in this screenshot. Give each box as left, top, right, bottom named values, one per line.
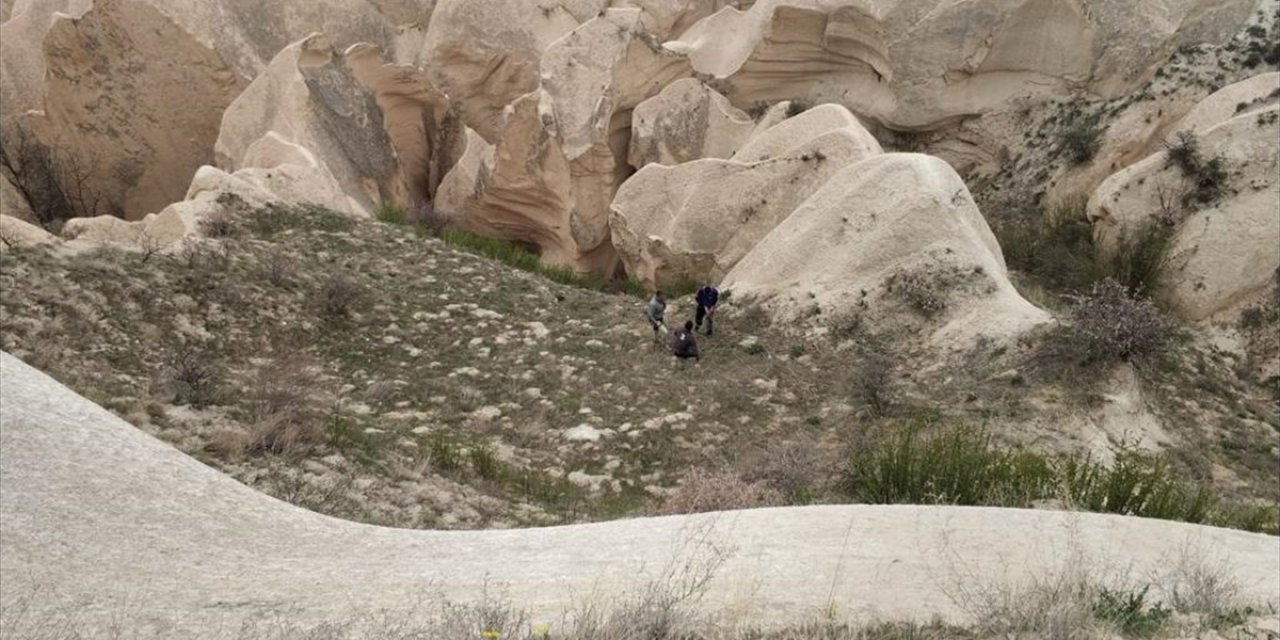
left=694, top=284, right=720, bottom=336
left=671, top=320, right=699, bottom=361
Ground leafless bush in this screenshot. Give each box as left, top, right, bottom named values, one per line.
left=742, top=436, right=831, bottom=503
left=657, top=469, right=782, bottom=515
left=161, top=341, right=223, bottom=408
left=1066, top=279, right=1176, bottom=363
left=1160, top=544, right=1241, bottom=615
left=887, top=269, right=948, bottom=316
left=414, top=199, right=448, bottom=237
left=852, top=348, right=896, bottom=418
left=314, top=273, right=367, bottom=320
left=0, top=121, right=106, bottom=227
left=246, top=355, right=328, bottom=454
left=197, top=208, right=238, bottom=238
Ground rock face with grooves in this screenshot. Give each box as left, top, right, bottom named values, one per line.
left=215, top=34, right=409, bottom=217
left=628, top=78, right=757, bottom=167
left=670, top=0, right=1254, bottom=131
left=610, top=104, right=882, bottom=286
left=723, top=153, right=1050, bottom=351
left=1088, top=73, right=1280, bottom=322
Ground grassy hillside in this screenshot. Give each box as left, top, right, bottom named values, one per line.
left=0, top=204, right=1275, bottom=531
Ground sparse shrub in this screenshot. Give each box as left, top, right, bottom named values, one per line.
left=314, top=273, right=367, bottom=320
left=243, top=203, right=356, bottom=237
left=245, top=356, right=327, bottom=454
left=887, top=269, right=948, bottom=316
left=261, top=250, right=296, bottom=288
left=161, top=341, right=223, bottom=408
left=744, top=342, right=766, bottom=356
left=1061, top=109, right=1106, bottom=165
left=658, top=469, right=782, bottom=515
left=1102, top=221, right=1177, bottom=297
left=197, top=208, right=238, bottom=238
left=852, top=349, right=896, bottom=418
left=742, top=436, right=830, bottom=504
left=1064, top=279, right=1176, bottom=363
left=991, top=195, right=1103, bottom=294
left=1164, top=132, right=1229, bottom=207
left=469, top=443, right=504, bottom=481
left=745, top=100, right=771, bottom=119
left=173, top=242, right=233, bottom=299
left=1090, top=586, right=1171, bottom=637
left=375, top=203, right=409, bottom=225
left=429, top=434, right=463, bottom=472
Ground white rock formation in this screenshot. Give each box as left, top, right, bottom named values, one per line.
left=610, top=104, right=882, bottom=286
left=4, top=351, right=1278, bottom=633
left=628, top=78, right=756, bottom=167
left=215, top=34, right=410, bottom=217
left=0, top=214, right=57, bottom=250
left=1087, top=73, right=1280, bottom=322
left=670, top=0, right=1255, bottom=131
left=723, top=153, right=1050, bottom=351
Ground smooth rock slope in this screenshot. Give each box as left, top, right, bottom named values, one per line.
left=2, top=351, right=1277, bottom=635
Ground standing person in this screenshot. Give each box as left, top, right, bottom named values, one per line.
left=645, top=290, right=667, bottom=342
left=694, top=284, right=720, bottom=336
left=671, top=320, right=700, bottom=361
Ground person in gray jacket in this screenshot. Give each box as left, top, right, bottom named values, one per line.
left=645, top=291, right=666, bottom=342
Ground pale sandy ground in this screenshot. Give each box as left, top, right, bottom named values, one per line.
left=1, top=351, right=1277, bottom=635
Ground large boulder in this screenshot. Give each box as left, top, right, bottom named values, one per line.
left=670, top=0, right=1255, bottom=131
left=723, top=153, right=1050, bottom=352
left=215, top=34, right=410, bottom=217
left=439, top=9, right=690, bottom=274
left=0, top=214, right=57, bottom=250
left=610, top=104, right=882, bottom=286
left=628, top=78, right=757, bottom=168
left=1087, top=74, right=1280, bottom=322
left=23, top=0, right=246, bottom=220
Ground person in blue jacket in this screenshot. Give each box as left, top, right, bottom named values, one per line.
left=694, top=284, right=719, bottom=336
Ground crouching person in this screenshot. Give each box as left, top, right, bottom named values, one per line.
left=671, top=320, right=700, bottom=361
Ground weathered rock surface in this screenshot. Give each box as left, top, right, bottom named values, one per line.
left=215, top=34, right=409, bottom=217
left=610, top=104, right=882, bottom=286
left=0, top=214, right=57, bottom=250
left=1088, top=74, right=1280, bottom=322
left=628, top=78, right=756, bottom=167
left=723, top=153, right=1050, bottom=351
left=438, top=9, right=690, bottom=273
left=4, top=351, right=1278, bottom=633
left=0, top=175, right=33, bottom=222
left=22, top=0, right=245, bottom=220
left=671, top=0, right=1255, bottom=131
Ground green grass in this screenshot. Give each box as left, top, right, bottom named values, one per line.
left=243, top=203, right=356, bottom=237
left=844, top=423, right=1278, bottom=533
left=375, top=204, right=409, bottom=225
left=1091, top=586, right=1172, bottom=637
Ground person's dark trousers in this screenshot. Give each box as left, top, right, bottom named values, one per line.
left=695, top=305, right=713, bottom=336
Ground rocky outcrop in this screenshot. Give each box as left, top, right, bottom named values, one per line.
left=0, top=214, right=57, bottom=250
left=628, top=78, right=756, bottom=167
left=610, top=104, right=882, bottom=286
left=723, top=153, right=1050, bottom=351
left=22, top=0, right=245, bottom=220
left=670, top=0, right=1255, bottom=131
left=1087, top=74, right=1280, bottom=322
left=438, top=9, right=690, bottom=273
left=215, top=34, right=410, bottom=217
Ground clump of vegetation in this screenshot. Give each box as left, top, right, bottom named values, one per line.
left=243, top=202, right=356, bottom=238
left=314, top=274, right=367, bottom=320
left=658, top=469, right=782, bottom=515
left=375, top=203, right=409, bottom=225
left=785, top=99, right=813, bottom=117
left=843, top=423, right=1276, bottom=532
left=992, top=196, right=1102, bottom=294
left=1064, top=279, right=1176, bottom=364
left=162, top=341, right=223, bottom=409
left=1090, top=586, right=1172, bottom=637
left=245, top=356, right=329, bottom=454
left=1164, top=132, right=1230, bottom=207
left=1061, top=109, right=1106, bottom=165
left=886, top=269, right=948, bottom=316
left=1101, top=221, right=1178, bottom=297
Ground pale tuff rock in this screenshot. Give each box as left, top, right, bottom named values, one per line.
left=670, top=0, right=1253, bottom=131
left=215, top=34, right=409, bottom=217
left=24, top=0, right=245, bottom=220
left=433, top=127, right=494, bottom=224
left=0, top=214, right=57, bottom=250
left=610, top=104, right=882, bottom=286
left=440, top=10, right=690, bottom=273
left=421, top=0, right=595, bottom=142
left=1088, top=74, right=1280, bottom=322
left=722, top=153, right=1050, bottom=351
left=628, top=78, right=756, bottom=168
